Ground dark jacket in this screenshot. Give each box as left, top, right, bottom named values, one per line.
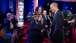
left=4, top=18, right=18, bottom=33
left=28, top=19, right=42, bottom=43
left=52, top=10, right=64, bottom=43
left=42, top=15, right=47, bottom=30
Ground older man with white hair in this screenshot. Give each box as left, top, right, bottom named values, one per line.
left=4, top=13, right=18, bottom=33
left=50, top=2, right=64, bottom=43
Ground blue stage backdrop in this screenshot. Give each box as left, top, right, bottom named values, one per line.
left=38, top=0, right=44, bottom=8
left=1, top=0, right=9, bottom=12
left=0, top=0, right=16, bottom=14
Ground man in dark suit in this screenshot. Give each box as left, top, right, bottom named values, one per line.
left=50, top=2, right=64, bottom=43
left=43, top=10, right=51, bottom=39
left=28, top=13, right=44, bottom=43
left=4, top=13, right=18, bottom=33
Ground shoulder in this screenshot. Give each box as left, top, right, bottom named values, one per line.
left=30, top=19, right=35, bottom=24
left=57, top=10, right=64, bottom=18
left=57, top=10, right=62, bottom=14
left=56, top=10, right=63, bottom=15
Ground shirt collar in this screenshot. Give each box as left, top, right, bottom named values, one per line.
left=55, top=9, right=59, bottom=14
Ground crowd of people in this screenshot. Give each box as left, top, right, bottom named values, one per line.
left=0, top=2, right=75, bottom=43
left=0, top=9, right=25, bottom=43
left=27, top=2, right=75, bottom=43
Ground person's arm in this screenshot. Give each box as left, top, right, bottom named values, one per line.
left=11, top=36, right=15, bottom=43
left=4, top=19, right=10, bottom=25
left=11, top=31, right=19, bottom=43
left=68, top=19, right=75, bottom=23
left=68, top=14, right=75, bottom=23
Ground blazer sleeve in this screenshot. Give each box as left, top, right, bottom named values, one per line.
left=4, top=19, right=10, bottom=25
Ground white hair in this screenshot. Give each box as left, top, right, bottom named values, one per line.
left=7, top=13, right=11, bottom=16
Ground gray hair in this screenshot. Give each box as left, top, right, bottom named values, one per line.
left=7, top=13, right=11, bottom=16
left=50, top=2, right=58, bottom=7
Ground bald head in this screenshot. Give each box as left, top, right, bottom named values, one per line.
left=50, top=2, right=58, bottom=13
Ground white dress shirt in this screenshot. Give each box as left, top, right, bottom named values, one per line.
left=54, top=9, right=59, bottom=14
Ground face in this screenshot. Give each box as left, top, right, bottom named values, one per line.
left=38, top=7, right=42, bottom=14
left=0, top=28, right=6, bottom=37
left=34, top=15, right=39, bottom=20
left=7, top=14, right=12, bottom=19
left=50, top=5, right=55, bottom=13
left=43, top=10, right=47, bottom=15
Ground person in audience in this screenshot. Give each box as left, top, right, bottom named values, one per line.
left=49, top=10, right=54, bottom=41
left=35, top=6, right=42, bottom=14
left=4, top=13, right=25, bottom=43
left=26, top=12, right=32, bottom=22
left=42, top=10, right=49, bottom=37
left=63, top=10, right=75, bottom=43
left=43, top=10, right=52, bottom=43
left=74, top=14, right=76, bottom=33
left=0, top=12, right=6, bottom=25
left=28, top=13, right=44, bottom=43
left=49, top=10, right=53, bottom=22
left=50, top=2, right=64, bottom=43
left=0, top=26, right=16, bottom=43
left=4, top=13, right=18, bottom=33
left=35, top=6, right=47, bottom=41
left=43, top=10, right=51, bottom=28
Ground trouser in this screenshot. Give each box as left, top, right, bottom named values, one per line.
left=68, top=26, right=73, bottom=42
left=65, top=25, right=73, bottom=42
left=29, top=35, right=43, bottom=43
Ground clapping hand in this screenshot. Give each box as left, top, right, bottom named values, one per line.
left=13, top=30, right=18, bottom=38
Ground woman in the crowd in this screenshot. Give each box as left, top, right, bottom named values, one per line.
left=35, top=6, right=43, bottom=14
left=35, top=6, right=47, bottom=41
